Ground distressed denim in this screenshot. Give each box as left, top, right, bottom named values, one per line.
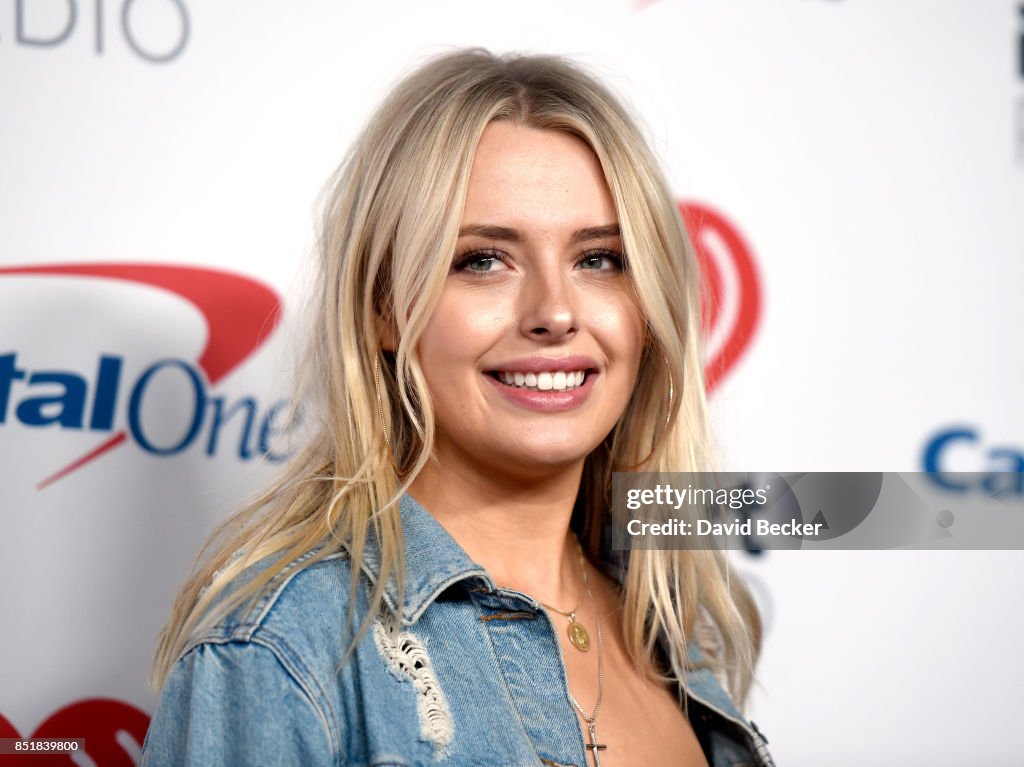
left=142, top=493, right=774, bottom=766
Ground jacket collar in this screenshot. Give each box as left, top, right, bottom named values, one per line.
left=355, top=492, right=496, bottom=625
left=683, top=647, right=746, bottom=723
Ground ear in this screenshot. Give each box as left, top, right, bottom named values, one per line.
left=374, top=310, right=398, bottom=353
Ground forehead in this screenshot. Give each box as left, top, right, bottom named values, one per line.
left=461, top=122, right=618, bottom=232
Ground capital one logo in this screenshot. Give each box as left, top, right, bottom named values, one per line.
left=0, top=264, right=283, bottom=489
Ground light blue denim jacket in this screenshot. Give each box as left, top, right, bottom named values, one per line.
left=143, top=494, right=774, bottom=766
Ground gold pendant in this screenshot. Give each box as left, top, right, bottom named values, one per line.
left=567, top=619, right=591, bottom=652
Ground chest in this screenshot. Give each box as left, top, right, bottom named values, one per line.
left=569, top=692, right=709, bottom=767
left=555, top=612, right=709, bottom=767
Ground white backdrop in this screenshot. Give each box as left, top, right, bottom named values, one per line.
left=2, top=1, right=1023, bottom=764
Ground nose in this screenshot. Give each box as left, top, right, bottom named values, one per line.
left=517, top=262, right=578, bottom=342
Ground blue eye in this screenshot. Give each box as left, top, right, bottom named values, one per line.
left=465, top=256, right=501, bottom=272
left=578, top=250, right=625, bottom=271
left=452, top=249, right=507, bottom=274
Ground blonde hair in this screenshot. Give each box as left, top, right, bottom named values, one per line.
left=151, top=48, right=760, bottom=705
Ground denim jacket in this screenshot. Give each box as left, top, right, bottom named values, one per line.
left=142, top=493, right=774, bottom=766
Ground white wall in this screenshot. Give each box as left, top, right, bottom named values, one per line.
left=2, top=1, right=1022, bottom=764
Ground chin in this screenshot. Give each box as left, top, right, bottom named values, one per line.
left=487, top=440, right=601, bottom=476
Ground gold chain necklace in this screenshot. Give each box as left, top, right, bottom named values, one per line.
left=529, top=537, right=609, bottom=764
left=539, top=536, right=592, bottom=652
left=567, top=583, right=606, bottom=766
left=536, top=537, right=607, bottom=764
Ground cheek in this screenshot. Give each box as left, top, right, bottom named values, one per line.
left=419, top=288, right=510, bottom=378
left=585, top=295, right=646, bottom=366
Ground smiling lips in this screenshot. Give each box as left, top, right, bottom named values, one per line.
left=484, top=356, right=598, bottom=410
left=494, top=369, right=587, bottom=392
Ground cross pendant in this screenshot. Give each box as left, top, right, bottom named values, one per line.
left=584, top=721, right=607, bottom=767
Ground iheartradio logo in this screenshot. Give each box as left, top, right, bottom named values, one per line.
left=0, top=699, right=149, bottom=766
left=680, top=201, right=762, bottom=394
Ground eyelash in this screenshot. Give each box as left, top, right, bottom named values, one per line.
left=450, top=248, right=504, bottom=273
left=451, top=248, right=626, bottom=275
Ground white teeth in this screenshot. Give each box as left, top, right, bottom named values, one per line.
left=492, top=369, right=589, bottom=392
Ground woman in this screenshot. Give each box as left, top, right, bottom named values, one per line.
left=143, top=49, right=773, bottom=767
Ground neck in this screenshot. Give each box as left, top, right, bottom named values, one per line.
left=406, top=445, right=586, bottom=608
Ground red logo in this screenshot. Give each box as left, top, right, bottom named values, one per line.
left=680, top=202, right=762, bottom=393
left=0, top=699, right=149, bottom=766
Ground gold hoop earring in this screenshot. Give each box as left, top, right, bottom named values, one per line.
left=373, top=352, right=391, bottom=451
left=664, top=365, right=675, bottom=431
left=618, top=363, right=675, bottom=471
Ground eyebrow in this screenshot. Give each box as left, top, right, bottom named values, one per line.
left=457, top=223, right=621, bottom=244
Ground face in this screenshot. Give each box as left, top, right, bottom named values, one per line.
left=415, top=121, right=646, bottom=480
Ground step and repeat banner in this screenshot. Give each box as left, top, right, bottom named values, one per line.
left=2, top=1, right=1022, bottom=764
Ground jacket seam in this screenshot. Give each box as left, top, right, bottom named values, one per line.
left=176, top=631, right=341, bottom=762
left=469, top=592, right=575, bottom=767
left=179, top=550, right=348, bottom=655
left=249, top=628, right=342, bottom=761
left=239, top=548, right=345, bottom=634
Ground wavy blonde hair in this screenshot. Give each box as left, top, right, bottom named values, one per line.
left=151, top=48, right=760, bottom=705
